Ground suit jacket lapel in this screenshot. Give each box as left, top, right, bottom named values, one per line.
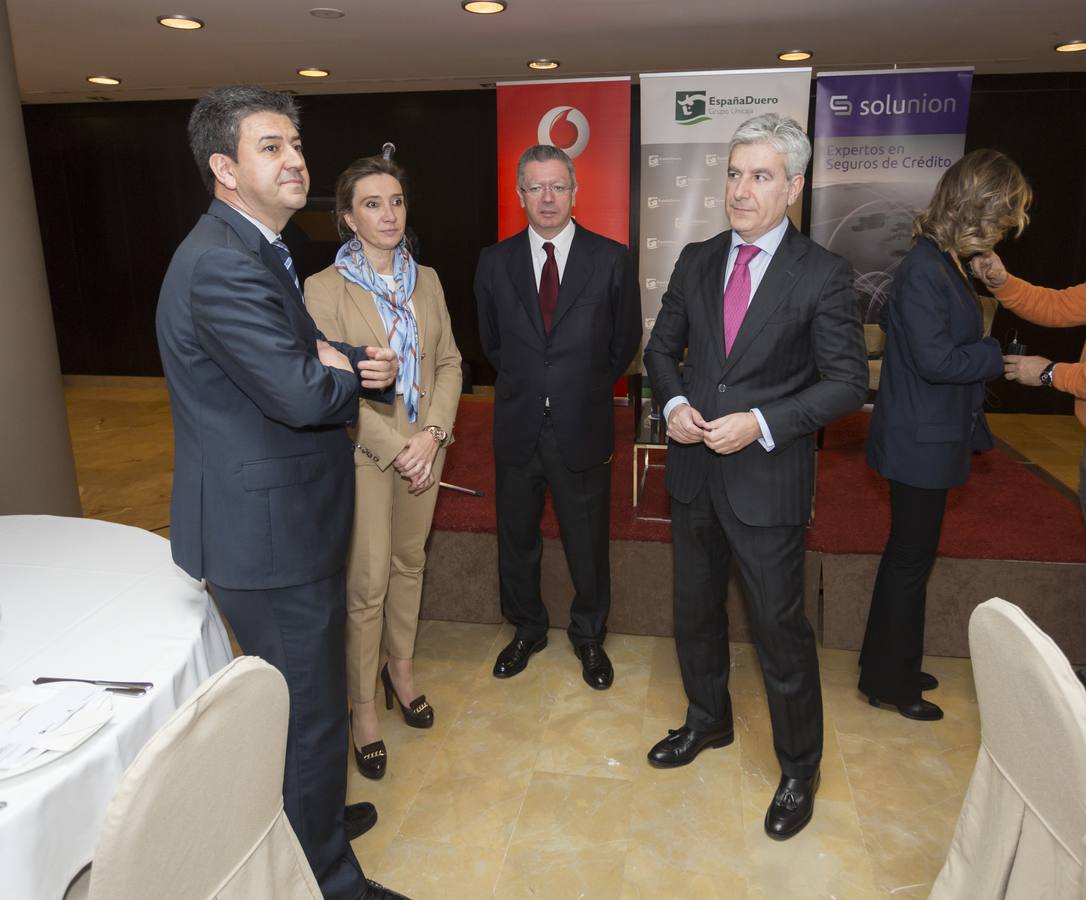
left=508, top=231, right=546, bottom=340
left=702, top=233, right=731, bottom=370
left=344, top=280, right=390, bottom=348
left=412, top=279, right=432, bottom=355
left=210, top=200, right=307, bottom=310
left=258, top=239, right=307, bottom=309
left=720, top=225, right=806, bottom=378
left=549, top=224, right=594, bottom=333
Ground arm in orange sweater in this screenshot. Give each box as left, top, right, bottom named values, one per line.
left=993, top=276, right=1086, bottom=399
left=993, top=274, right=1086, bottom=328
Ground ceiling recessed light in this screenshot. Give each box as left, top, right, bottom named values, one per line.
left=297, top=67, right=330, bottom=78
left=777, top=49, right=813, bottom=62
left=309, top=7, right=346, bottom=17
left=1055, top=40, right=1086, bottom=52
left=157, top=14, right=204, bottom=30
left=527, top=59, right=559, bottom=70
left=462, top=1, right=506, bottom=13
left=86, top=75, right=121, bottom=86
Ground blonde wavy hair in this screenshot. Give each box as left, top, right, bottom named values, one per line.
left=913, top=149, right=1032, bottom=257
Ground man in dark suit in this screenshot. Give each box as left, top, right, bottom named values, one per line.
left=156, top=86, right=407, bottom=900
left=475, top=145, right=641, bottom=689
left=643, top=114, right=867, bottom=839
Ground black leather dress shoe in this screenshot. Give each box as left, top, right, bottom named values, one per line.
left=765, top=770, right=820, bottom=840
left=868, top=695, right=943, bottom=720
left=918, top=671, right=939, bottom=692
left=493, top=636, right=548, bottom=678
left=647, top=725, right=734, bottom=768
left=575, top=641, right=614, bottom=690
left=360, top=878, right=412, bottom=899
left=344, top=802, right=377, bottom=841
left=354, top=740, right=387, bottom=780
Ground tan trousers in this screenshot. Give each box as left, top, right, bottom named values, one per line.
left=345, top=416, right=446, bottom=706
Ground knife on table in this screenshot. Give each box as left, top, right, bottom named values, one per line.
left=32, top=677, right=154, bottom=692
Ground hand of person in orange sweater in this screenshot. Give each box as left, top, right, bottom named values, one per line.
left=1004, top=353, right=1053, bottom=387
left=971, top=252, right=1009, bottom=291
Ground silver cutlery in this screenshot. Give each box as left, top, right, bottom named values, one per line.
left=32, top=677, right=153, bottom=693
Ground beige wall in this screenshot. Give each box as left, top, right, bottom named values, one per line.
left=0, top=0, right=80, bottom=516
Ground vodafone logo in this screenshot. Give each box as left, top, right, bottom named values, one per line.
left=537, top=106, right=590, bottom=158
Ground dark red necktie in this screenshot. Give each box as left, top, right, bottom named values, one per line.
left=539, top=241, right=559, bottom=332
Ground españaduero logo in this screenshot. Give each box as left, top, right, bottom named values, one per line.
left=675, top=90, right=778, bottom=125
left=829, top=92, right=959, bottom=117
left=537, top=106, right=590, bottom=158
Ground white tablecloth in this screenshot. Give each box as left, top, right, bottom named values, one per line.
left=0, top=515, right=233, bottom=900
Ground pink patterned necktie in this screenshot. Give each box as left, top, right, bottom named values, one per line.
left=723, top=244, right=761, bottom=355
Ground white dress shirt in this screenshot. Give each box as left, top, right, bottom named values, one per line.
left=662, top=215, right=792, bottom=451
left=227, top=203, right=280, bottom=245
left=527, top=218, right=576, bottom=288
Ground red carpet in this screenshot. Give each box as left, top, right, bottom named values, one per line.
left=434, top=400, right=1086, bottom=563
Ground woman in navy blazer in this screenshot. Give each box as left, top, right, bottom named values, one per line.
left=860, top=149, right=1032, bottom=720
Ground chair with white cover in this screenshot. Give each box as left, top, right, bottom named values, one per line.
left=77, top=656, right=321, bottom=900
left=930, top=598, right=1086, bottom=899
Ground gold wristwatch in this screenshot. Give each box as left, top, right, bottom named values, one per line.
left=424, top=425, right=448, bottom=445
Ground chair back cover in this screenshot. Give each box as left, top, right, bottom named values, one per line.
left=87, top=656, right=321, bottom=900
left=931, top=598, right=1086, bottom=899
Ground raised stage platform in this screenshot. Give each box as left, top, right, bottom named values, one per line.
left=422, top=399, right=1086, bottom=665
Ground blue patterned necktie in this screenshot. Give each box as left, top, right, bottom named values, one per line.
left=272, top=238, right=300, bottom=292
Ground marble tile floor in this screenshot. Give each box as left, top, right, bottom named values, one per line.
left=60, top=377, right=1004, bottom=897
left=348, top=621, right=980, bottom=900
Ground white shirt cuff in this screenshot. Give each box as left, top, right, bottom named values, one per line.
left=751, top=407, right=774, bottom=451
left=662, top=395, right=689, bottom=424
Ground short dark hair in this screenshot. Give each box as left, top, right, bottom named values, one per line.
left=516, top=144, right=576, bottom=189
left=333, top=155, right=407, bottom=241
left=187, top=85, right=300, bottom=195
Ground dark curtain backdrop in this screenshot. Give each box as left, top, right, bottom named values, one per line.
left=22, top=73, right=1086, bottom=411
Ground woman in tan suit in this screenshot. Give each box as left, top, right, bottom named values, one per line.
left=304, top=154, right=462, bottom=779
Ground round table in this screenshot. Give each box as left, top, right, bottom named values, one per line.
left=0, top=515, right=233, bottom=900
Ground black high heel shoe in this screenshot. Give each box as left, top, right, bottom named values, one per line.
left=354, top=739, right=387, bottom=780
left=381, top=662, right=434, bottom=729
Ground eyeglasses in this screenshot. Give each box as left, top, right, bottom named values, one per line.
left=519, top=182, right=573, bottom=196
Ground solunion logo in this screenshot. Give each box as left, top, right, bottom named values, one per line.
left=675, top=90, right=708, bottom=125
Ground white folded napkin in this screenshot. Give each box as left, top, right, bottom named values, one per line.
left=0, top=683, right=113, bottom=772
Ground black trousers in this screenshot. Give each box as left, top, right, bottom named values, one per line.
left=209, top=571, right=366, bottom=900
left=858, top=479, right=948, bottom=704
left=671, top=470, right=822, bottom=779
left=495, top=417, right=611, bottom=648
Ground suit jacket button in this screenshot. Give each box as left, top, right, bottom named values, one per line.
left=420, top=390, right=427, bottom=397
left=544, top=360, right=551, bottom=366
left=718, top=384, right=727, bottom=393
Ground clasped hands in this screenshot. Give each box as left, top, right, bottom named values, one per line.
left=393, top=432, right=438, bottom=494
left=667, top=403, right=761, bottom=454
left=316, top=340, right=398, bottom=391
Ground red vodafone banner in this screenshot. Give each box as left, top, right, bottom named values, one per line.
left=496, top=77, right=631, bottom=244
